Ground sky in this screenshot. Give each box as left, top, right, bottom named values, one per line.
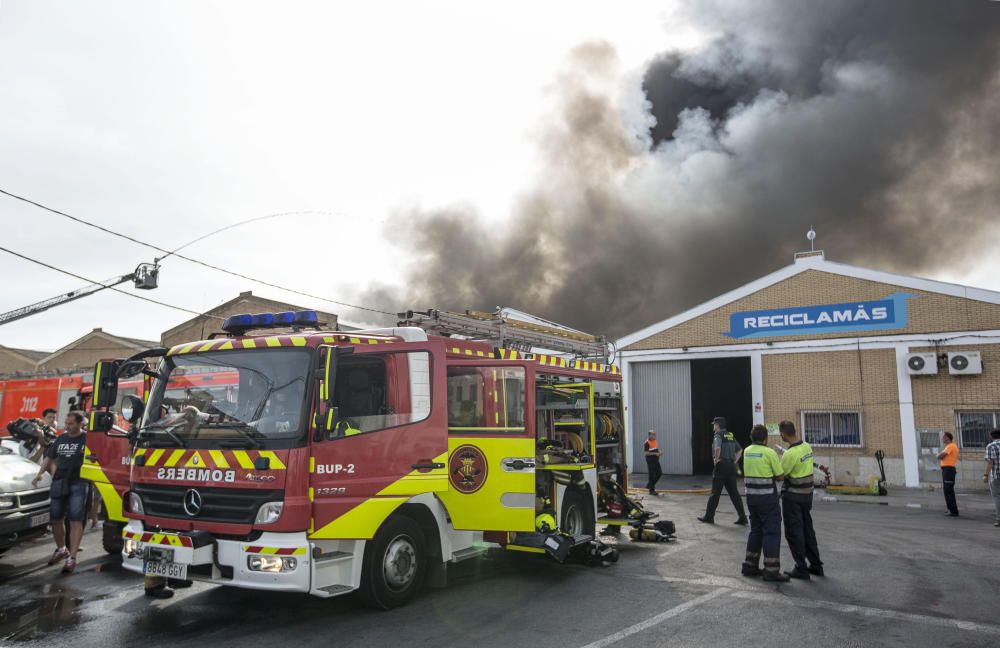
left=1, top=0, right=998, bottom=352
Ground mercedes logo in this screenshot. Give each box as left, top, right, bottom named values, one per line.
left=183, top=489, right=203, bottom=517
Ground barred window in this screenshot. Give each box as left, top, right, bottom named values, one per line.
left=801, top=411, right=862, bottom=448
left=955, top=411, right=1000, bottom=449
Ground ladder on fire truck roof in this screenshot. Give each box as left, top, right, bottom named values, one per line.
left=397, top=309, right=610, bottom=362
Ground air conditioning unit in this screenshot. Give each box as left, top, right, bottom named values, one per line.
left=906, top=353, right=938, bottom=375
left=947, top=352, right=982, bottom=375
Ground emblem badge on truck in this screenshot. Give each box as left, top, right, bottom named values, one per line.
left=449, top=445, right=488, bottom=494
left=183, top=489, right=203, bottom=516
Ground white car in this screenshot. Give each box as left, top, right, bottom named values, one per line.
left=0, top=441, right=53, bottom=554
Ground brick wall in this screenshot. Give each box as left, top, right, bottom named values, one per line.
left=36, top=335, right=141, bottom=372
left=910, top=343, right=1000, bottom=488
left=762, top=348, right=902, bottom=485
left=0, top=349, right=39, bottom=374
left=625, top=270, right=1000, bottom=351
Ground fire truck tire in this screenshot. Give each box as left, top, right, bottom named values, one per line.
left=358, top=515, right=427, bottom=610
left=561, top=489, right=595, bottom=538
left=102, top=520, right=125, bottom=555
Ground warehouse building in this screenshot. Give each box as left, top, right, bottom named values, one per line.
left=617, top=251, right=1000, bottom=490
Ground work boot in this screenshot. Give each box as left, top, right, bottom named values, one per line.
left=697, top=516, right=714, bottom=524
left=786, top=566, right=811, bottom=580
left=167, top=578, right=193, bottom=589
left=763, top=570, right=791, bottom=583
left=734, top=517, right=748, bottom=526
left=741, top=562, right=762, bottom=577
left=145, top=586, right=174, bottom=599
left=809, top=564, right=825, bottom=577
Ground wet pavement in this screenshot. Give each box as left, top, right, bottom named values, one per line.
left=2, top=488, right=999, bottom=647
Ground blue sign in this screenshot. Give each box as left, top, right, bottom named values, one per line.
left=726, top=293, right=914, bottom=339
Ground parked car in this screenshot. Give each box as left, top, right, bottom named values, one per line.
left=0, top=441, right=52, bottom=554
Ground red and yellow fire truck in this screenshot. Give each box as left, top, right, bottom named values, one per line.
left=89, top=310, right=639, bottom=608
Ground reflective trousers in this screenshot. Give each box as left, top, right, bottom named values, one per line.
left=942, top=466, right=959, bottom=514
left=745, top=496, right=782, bottom=571
left=782, top=495, right=822, bottom=570
left=704, top=460, right=746, bottom=521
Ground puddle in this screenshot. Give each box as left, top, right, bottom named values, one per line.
left=0, top=581, right=116, bottom=642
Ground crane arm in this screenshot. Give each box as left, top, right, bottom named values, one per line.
left=0, top=274, right=133, bottom=326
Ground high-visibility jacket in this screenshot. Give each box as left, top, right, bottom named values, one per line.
left=743, top=442, right=782, bottom=503
left=780, top=440, right=814, bottom=501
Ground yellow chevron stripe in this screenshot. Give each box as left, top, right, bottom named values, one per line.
left=241, top=339, right=255, bottom=349
left=216, top=340, right=234, bottom=351
left=146, top=448, right=165, bottom=467
left=264, top=337, right=281, bottom=347
left=198, top=341, right=215, bottom=352
left=233, top=450, right=255, bottom=469
left=163, top=449, right=185, bottom=467
left=257, top=450, right=286, bottom=470
left=209, top=450, right=230, bottom=469
left=291, top=336, right=306, bottom=347
left=184, top=451, right=206, bottom=468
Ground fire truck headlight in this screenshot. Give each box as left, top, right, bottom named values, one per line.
left=254, top=501, right=284, bottom=525
left=128, top=492, right=144, bottom=515
left=247, top=555, right=297, bottom=573
left=123, top=538, right=140, bottom=557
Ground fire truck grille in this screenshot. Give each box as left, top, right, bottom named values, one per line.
left=132, top=484, right=282, bottom=524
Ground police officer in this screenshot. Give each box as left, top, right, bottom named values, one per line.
left=698, top=416, right=748, bottom=525
left=741, top=424, right=790, bottom=582
left=778, top=420, right=823, bottom=579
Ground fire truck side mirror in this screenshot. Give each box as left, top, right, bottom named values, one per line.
left=93, top=359, right=122, bottom=411
left=314, top=346, right=340, bottom=440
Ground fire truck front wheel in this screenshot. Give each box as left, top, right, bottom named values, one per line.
left=102, top=520, right=125, bottom=555
left=358, top=515, right=427, bottom=610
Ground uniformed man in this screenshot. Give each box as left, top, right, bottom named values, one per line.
left=778, top=420, right=823, bottom=579
left=740, top=424, right=790, bottom=582
left=644, top=430, right=663, bottom=495
left=698, top=416, right=748, bottom=525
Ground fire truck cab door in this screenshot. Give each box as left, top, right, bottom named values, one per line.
left=81, top=378, right=145, bottom=522
left=438, top=360, right=536, bottom=532
left=309, top=344, right=449, bottom=540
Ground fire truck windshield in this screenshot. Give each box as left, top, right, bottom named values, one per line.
left=140, top=349, right=311, bottom=448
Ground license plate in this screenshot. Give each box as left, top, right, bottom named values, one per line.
left=30, top=512, right=50, bottom=527
left=143, top=561, right=188, bottom=580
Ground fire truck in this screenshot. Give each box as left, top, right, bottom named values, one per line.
left=89, top=309, right=644, bottom=608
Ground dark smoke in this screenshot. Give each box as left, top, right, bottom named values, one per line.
left=356, top=0, right=1000, bottom=339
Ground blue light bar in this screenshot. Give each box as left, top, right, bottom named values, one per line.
left=273, top=311, right=295, bottom=325
left=250, top=313, right=274, bottom=327
left=294, top=310, right=319, bottom=326
left=222, top=313, right=253, bottom=333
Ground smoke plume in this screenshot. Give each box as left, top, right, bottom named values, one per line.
left=358, top=0, right=1000, bottom=339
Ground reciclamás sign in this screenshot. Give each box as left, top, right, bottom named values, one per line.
left=726, top=293, right=913, bottom=339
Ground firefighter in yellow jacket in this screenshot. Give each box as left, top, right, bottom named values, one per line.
left=741, top=424, right=790, bottom=582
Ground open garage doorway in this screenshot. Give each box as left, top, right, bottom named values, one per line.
left=690, top=357, right=752, bottom=475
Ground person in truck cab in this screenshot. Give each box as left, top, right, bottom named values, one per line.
left=32, top=411, right=88, bottom=573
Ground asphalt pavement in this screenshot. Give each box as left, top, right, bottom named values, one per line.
left=1, top=482, right=998, bottom=648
